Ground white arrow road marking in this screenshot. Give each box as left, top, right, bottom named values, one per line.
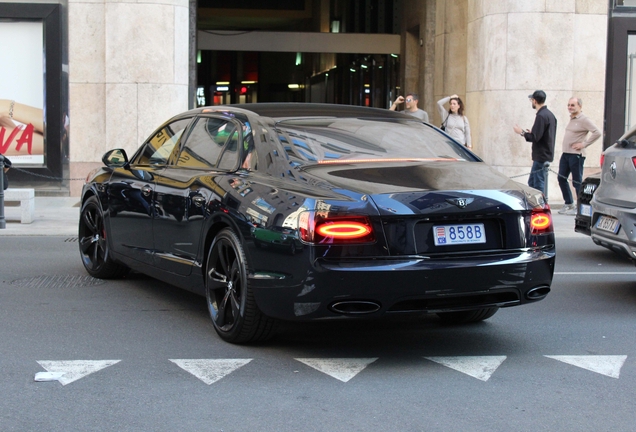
left=555, top=272, right=636, bottom=275
left=544, top=355, right=628, bottom=379
left=295, top=358, right=378, bottom=382
left=36, top=360, right=121, bottom=386
left=169, top=359, right=252, bottom=385
left=424, top=356, right=507, bottom=381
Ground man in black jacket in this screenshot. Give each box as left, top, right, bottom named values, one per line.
left=513, top=90, right=557, bottom=198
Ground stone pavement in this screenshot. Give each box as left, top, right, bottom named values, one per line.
left=0, top=197, right=80, bottom=237
left=0, top=196, right=582, bottom=239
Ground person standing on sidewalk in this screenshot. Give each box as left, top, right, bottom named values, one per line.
left=389, top=93, right=429, bottom=122
left=513, top=90, right=557, bottom=198
left=557, top=97, right=601, bottom=215
left=1, top=153, right=11, bottom=190
left=437, top=94, right=472, bottom=148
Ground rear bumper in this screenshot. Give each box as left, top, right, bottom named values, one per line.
left=590, top=201, right=636, bottom=262
left=250, top=247, right=555, bottom=320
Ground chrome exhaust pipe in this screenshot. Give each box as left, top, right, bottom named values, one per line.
left=330, top=300, right=381, bottom=315
left=526, top=285, right=550, bottom=301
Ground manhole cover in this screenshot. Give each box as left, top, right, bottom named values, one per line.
left=11, top=275, right=106, bottom=289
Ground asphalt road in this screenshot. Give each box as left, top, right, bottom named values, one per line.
left=1, top=231, right=635, bottom=432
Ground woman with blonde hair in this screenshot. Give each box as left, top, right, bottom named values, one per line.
left=437, top=94, right=472, bottom=148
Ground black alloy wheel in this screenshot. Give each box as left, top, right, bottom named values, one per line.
left=78, top=196, right=128, bottom=279
left=437, top=307, right=499, bottom=324
left=205, top=228, right=277, bottom=344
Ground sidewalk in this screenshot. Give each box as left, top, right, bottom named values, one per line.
left=0, top=197, right=80, bottom=237
left=0, top=196, right=582, bottom=238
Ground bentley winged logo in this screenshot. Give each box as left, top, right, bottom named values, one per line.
left=446, top=197, right=474, bottom=209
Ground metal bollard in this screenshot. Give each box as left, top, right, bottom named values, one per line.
left=0, top=154, right=5, bottom=229
left=544, top=162, right=550, bottom=200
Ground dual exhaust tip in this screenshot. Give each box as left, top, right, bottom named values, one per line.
left=330, top=300, right=381, bottom=315
left=526, top=285, right=550, bottom=301
left=330, top=286, right=550, bottom=315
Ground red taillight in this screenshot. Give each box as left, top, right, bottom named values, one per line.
left=530, top=208, right=553, bottom=234
left=632, top=156, right=636, bottom=169
left=299, top=212, right=375, bottom=244
left=316, top=221, right=372, bottom=239
left=600, top=153, right=605, bottom=167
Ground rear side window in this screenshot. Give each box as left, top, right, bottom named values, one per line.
left=177, top=117, right=238, bottom=169
left=134, top=118, right=192, bottom=166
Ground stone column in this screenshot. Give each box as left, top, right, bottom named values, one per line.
left=433, top=0, right=468, bottom=126
left=466, top=0, right=607, bottom=202
left=68, top=0, right=189, bottom=196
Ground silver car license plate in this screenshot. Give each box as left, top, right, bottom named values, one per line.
left=595, top=215, right=620, bottom=234
left=433, top=223, right=486, bottom=246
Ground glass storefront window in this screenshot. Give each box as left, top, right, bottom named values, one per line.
left=617, top=0, right=636, bottom=6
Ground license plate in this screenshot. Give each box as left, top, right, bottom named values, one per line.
left=579, top=204, right=592, bottom=217
left=595, top=215, right=620, bottom=234
left=433, top=223, right=486, bottom=246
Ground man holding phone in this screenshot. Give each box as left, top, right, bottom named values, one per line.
left=513, top=90, right=557, bottom=198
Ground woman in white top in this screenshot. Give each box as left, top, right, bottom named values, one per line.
left=437, top=94, right=472, bottom=148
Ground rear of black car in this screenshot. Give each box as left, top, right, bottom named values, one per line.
left=247, top=115, right=555, bottom=322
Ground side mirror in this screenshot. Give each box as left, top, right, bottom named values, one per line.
left=102, top=149, right=129, bottom=168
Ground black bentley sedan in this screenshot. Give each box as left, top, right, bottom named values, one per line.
left=79, top=103, right=555, bottom=344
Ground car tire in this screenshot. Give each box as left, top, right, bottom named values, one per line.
left=205, top=228, right=277, bottom=344
left=436, top=307, right=499, bottom=324
left=78, top=196, right=129, bottom=279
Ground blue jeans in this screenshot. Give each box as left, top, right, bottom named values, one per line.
left=557, top=153, right=585, bottom=205
left=528, top=161, right=550, bottom=198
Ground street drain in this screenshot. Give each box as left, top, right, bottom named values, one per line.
left=11, top=275, right=106, bottom=289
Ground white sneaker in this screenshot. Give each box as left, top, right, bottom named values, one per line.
left=558, top=204, right=575, bottom=214
left=565, top=206, right=578, bottom=215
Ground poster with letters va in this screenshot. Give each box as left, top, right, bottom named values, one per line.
left=0, top=21, right=45, bottom=166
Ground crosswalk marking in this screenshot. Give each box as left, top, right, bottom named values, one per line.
left=544, top=355, right=628, bottom=379
left=294, top=358, right=378, bottom=382
left=169, top=359, right=252, bottom=385
left=29, top=355, right=631, bottom=385
left=424, top=356, right=507, bottom=381
left=554, top=272, right=636, bottom=275
left=35, top=360, right=121, bottom=386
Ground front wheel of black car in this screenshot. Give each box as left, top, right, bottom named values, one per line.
left=205, top=228, right=277, bottom=344
left=78, top=196, right=129, bottom=279
left=437, top=307, right=499, bottom=324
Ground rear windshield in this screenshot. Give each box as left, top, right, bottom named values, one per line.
left=274, top=118, right=477, bottom=167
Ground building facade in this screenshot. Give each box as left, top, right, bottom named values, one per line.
left=0, top=0, right=615, bottom=201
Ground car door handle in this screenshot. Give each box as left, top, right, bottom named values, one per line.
left=141, top=185, right=153, bottom=196
left=192, top=195, right=206, bottom=207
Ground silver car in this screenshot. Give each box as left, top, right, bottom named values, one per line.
left=590, top=127, right=636, bottom=263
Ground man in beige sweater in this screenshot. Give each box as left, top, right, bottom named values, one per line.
left=557, top=97, right=601, bottom=214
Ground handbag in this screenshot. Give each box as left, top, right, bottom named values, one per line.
left=440, top=117, right=447, bottom=131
